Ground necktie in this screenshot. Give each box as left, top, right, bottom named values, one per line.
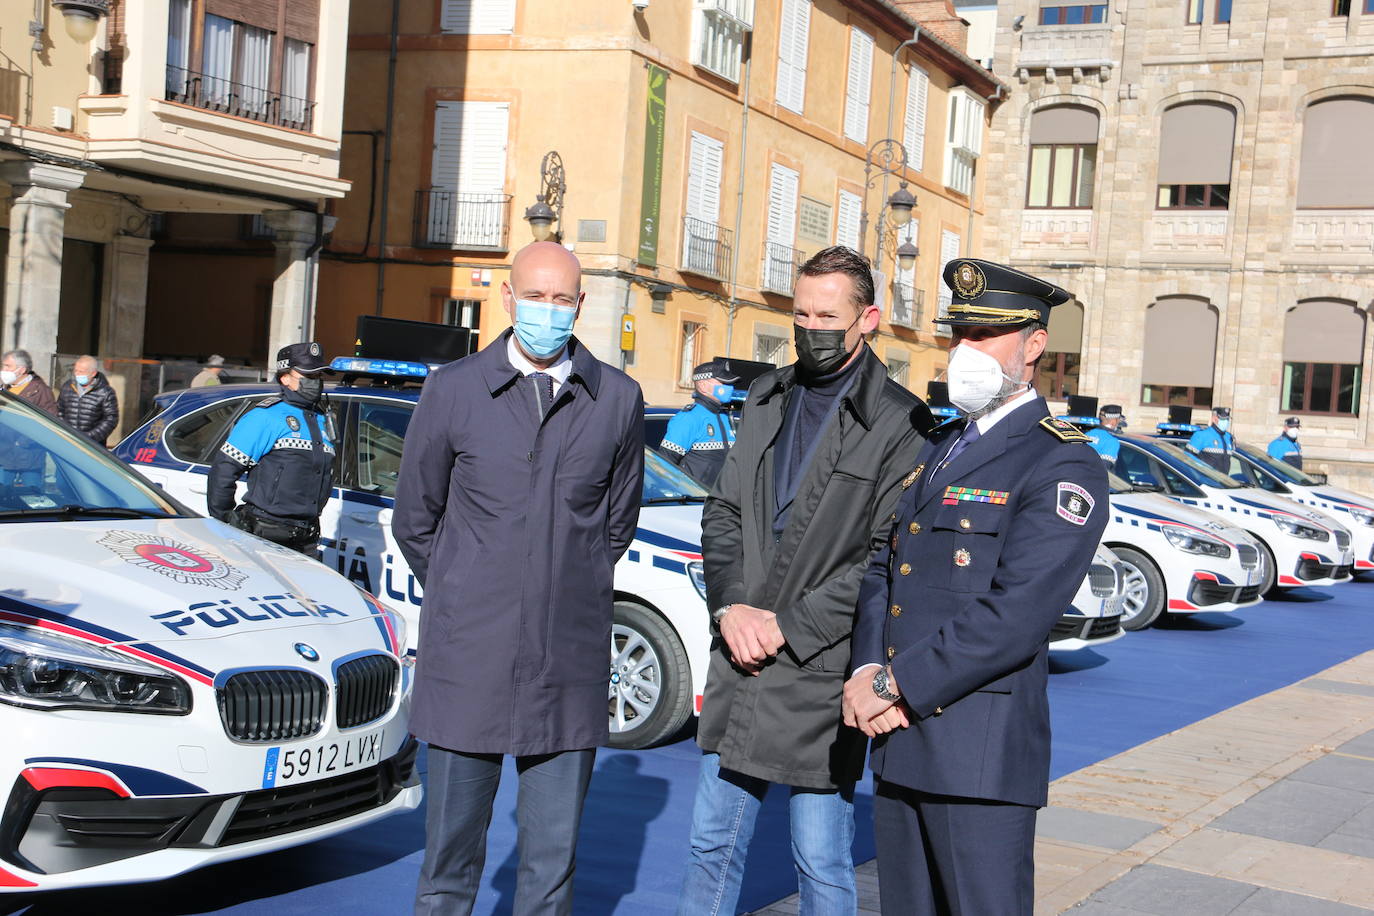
left=940, top=422, right=981, bottom=471
left=532, top=371, right=555, bottom=416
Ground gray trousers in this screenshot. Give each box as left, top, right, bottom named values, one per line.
left=414, top=745, right=596, bottom=916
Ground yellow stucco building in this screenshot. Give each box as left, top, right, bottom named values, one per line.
left=320, top=0, right=1004, bottom=404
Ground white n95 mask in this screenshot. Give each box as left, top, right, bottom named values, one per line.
left=946, top=344, right=1022, bottom=415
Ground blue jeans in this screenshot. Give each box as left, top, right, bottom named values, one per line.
left=678, top=752, right=856, bottom=916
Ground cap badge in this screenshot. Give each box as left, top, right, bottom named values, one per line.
left=309, top=342, right=321, bottom=356
left=952, top=262, right=987, bottom=300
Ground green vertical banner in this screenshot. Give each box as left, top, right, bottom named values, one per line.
left=638, top=64, right=668, bottom=267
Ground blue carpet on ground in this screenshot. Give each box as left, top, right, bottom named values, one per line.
left=8, top=582, right=1373, bottom=916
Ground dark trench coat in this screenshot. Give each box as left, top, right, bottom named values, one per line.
left=698, top=347, right=931, bottom=789
left=393, top=331, right=644, bottom=756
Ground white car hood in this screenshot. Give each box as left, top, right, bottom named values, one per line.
left=1211, top=486, right=1347, bottom=532
left=1304, top=483, right=1374, bottom=512
left=1112, top=490, right=1253, bottom=543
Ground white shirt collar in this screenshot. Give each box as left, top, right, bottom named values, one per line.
left=973, top=387, right=1040, bottom=435
left=506, top=334, right=573, bottom=392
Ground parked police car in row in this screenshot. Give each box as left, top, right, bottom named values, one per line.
left=0, top=392, right=419, bottom=892
left=116, top=357, right=713, bottom=751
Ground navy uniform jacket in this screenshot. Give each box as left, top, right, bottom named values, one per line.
left=1187, top=425, right=1235, bottom=473
left=1268, top=435, right=1302, bottom=469
left=207, top=397, right=335, bottom=524
left=661, top=398, right=735, bottom=485
left=853, top=397, right=1108, bottom=807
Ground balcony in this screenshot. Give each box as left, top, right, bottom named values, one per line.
left=1015, top=25, right=1115, bottom=81
left=414, top=189, right=511, bottom=251
left=681, top=217, right=733, bottom=282
left=1147, top=211, right=1229, bottom=253
left=165, top=66, right=315, bottom=133
left=1020, top=209, right=1095, bottom=249
left=1291, top=210, right=1374, bottom=255
left=760, top=241, right=804, bottom=296
left=891, top=283, right=924, bottom=329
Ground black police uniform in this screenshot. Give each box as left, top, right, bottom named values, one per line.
left=208, top=342, right=335, bottom=553
left=661, top=359, right=740, bottom=486
left=853, top=259, right=1109, bottom=915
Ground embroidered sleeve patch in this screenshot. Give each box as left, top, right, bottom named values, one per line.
left=1056, top=482, right=1094, bottom=525
left=942, top=486, right=1009, bottom=505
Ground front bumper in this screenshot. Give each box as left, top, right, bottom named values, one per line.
left=0, top=738, right=420, bottom=891
left=1049, top=614, right=1124, bottom=652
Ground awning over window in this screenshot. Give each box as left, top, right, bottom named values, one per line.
left=1283, top=299, right=1366, bottom=364
left=1157, top=102, right=1235, bottom=185
left=1142, top=297, right=1218, bottom=387
left=1030, top=105, right=1099, bottom=145
left=1046, top=301, right=1084, bottom=353
left=1297, top=97, right=1374, bottom=209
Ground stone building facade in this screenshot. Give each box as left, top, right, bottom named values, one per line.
left=979, top=0, right=1374, bottom=489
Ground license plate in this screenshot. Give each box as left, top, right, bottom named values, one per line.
left=262, top=727, right=385, bottom=788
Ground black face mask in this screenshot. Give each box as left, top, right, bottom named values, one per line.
left=284, top=375, right=324, bottom=408
left=794, top=315, right=860, bottom=377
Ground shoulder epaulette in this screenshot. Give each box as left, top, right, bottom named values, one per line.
left=253, top=396, right=282, bottom=409
left=1040, top=416, right=1091, bottom=443
left=682, top=402, right=695, bottom=411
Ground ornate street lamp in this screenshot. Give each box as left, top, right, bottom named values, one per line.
left=524, top=150, right=566, bottom=243
left=856, top=138, right=918, bottom=260
left=52, top=0, right=109, bottom=43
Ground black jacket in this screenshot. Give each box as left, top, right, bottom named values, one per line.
left=697, top=346, right=932, bottom=788
left=57, top=373, right=119, bottom=445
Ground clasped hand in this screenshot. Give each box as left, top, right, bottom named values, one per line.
left=719, top=604, right=785, bottom=676
left=842, top=668, right=911, bottom=738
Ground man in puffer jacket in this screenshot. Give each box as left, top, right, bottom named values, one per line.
left=57, top=355, right=119, bottom=446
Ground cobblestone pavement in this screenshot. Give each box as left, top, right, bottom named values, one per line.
left=751, top=651, right=1374, bottom=915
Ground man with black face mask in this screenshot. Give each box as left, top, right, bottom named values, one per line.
left=207, top=342, right=335, bottom=554
left=679, top=246, right=932, bottom=914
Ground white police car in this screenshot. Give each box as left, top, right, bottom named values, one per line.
left=116, top=358, right=713, bottom=751
left=1229, top=443, right=1374, bottom=579
left=1112, top=434, right=1354, bottom=591
left=0, top=391, right=418, bottom=892
left=1051, top=545, right=1127, bottom=652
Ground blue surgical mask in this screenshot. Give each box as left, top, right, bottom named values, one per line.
left=512, top=299, right=576, bottom=359
left=711, top=384, right=735, bottom=403
left=1216, top=418, right=1231, bottom=432
left=75, top=374, right=90, bottom=387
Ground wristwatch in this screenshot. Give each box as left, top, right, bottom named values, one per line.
left=872, top=665, right=901, bottom=702
left=709, top=604, right=736, bottom=634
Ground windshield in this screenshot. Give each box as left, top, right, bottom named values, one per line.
left=1144, top=439, right=1244, bottom=489
left=642, top=448, right=709, bottom=504
left=0, top=395, right=180, bottom=521
left=1107, top=471, right=1134, bottom=494
left=1239, top=443, right=1320, bottom=486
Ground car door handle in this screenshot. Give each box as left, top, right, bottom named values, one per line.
left=348, top=510, right=393, bottom=525
left=189, top=483, right=206, bottom=494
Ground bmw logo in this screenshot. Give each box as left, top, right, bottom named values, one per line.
left=294, top=642, right=320, bottom=662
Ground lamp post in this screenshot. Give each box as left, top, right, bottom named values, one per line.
left=51, top=0, right=109, bottom=42
left=524, top=150, right=566, bottom=243
left=856, top=138, right=916, bottom=264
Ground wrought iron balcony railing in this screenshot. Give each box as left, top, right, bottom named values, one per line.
left=760, top=241, right=804, bottom=296
left=891, top=282, right=924, bottom=329
left=414, top=189, right=512, bottom=251
left=681, top=216, right=733, bottom=281
left=165, top=66, right=315, bottom=132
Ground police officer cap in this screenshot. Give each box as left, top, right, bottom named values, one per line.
left=275, top=341, right=330, bottom=374
left=1212, top=406, right=1231, bottom=419
left=1100, top=404, right=1124, bottom=418
left=937, top=258, right=1073, bottom=329
left=1285, top=417, right=1301, bottom=428
left=692, top=359, right=740, bottom=385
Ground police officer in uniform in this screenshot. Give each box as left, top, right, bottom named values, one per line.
left=208, top=342, right=335, bottom=554
left=1087, top=403, right=1124, bottom=466
left=842, top=258, right=1108, bottom=915
left=1268, top=417, right=1303, bottom=469
left=1187, top=406, right=1235, bottom=473
left=660, top=359, right=740, bottom=486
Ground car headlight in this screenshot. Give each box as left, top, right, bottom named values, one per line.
left=1347, top=506, right=1374, bottom=528
left=1273, top=516, right=1329, bottom=541
left=687, top=560, right=708, bottom=602
left=1161, top=525, right=1232, bottom=558
left=0, top=624, right=191, bottom=714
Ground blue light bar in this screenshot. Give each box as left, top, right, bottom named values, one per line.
left=1156, top=422, right=1202, bottom=434
left=330, top=356, right=430, bottom=378
left=1058, top=414, right=1101, bottom=428
left=931, top=406, right=962, bottom=419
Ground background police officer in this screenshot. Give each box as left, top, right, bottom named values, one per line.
left=208, top=342, right=335, bottom=554
left=1087, top=403, right=1124, bottom=465
left=661, top=359, right=740, bottom=486
left=1268, top=417, right=1303, bottom=469
left=843, top=258, right=1108, bottom=915
left=1187, top=406, right=1235, bottom=473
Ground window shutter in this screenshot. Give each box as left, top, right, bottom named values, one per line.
left=836, top=190, right=862, bottom=250
left=430, top=101, right=509, bottom=193
left=844, top=28, right=873, bottom=144
left=767, top=164, right=800, bottom=245
left=441, top=0, right=516, bottom=35
left=687, top=131, right=725, bottom=223
left=937, top=230, right=961, bottom=310
left=903, top=66, right=928, bottom=172
left=776, top=0, right=811, bottom=114
left=963, top=97, right=985, bottom=155
left=1297, top=97, right=1374, bottom=208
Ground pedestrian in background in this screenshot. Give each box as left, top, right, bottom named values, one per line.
left=845, top=258, right=1108, bottom=916
left=1, top=350, right=57, bottom=416
left=679, top=246, right=930, bottom=915
left=57, top=355, right=118, bottom=446
left=396, top=241, right=644, bottom=916
left=1086, top=403, right=1124, bottom=465
left=1268, top=417, right=1303, bottom=469
left=190, top=354, right=226, bottom=387
left=661, top=358, right=741, bottom=486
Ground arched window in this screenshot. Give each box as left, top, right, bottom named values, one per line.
left=1297, top=96, right=1374, bottom=209
left=1141, top=297, right=1218, bottom=408
left=1156, top=102, right=1236, bottom=209
left=1037, top=301, right=1083, bottom=399
left=1026, top=105, right=1099, bottom=209
left=1282, top=300, right=1365, bottom=416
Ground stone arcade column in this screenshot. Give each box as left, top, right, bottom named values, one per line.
left=1, top=162, right=86, bottom=379
left=263, top=209, right=336, bottom=364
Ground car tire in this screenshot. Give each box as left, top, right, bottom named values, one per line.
left=1112, top=546, right=1166, bottom=631
left=608, top=600, right=693, bottom=751
left=1249, top=535, right=1279, bottom=597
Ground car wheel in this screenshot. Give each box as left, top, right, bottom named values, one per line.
left=1249, top=535, right=1279, bottom=597
left=608, top=600, right=693, bottom=750
left=1112, top=546, right=1166, bottom=631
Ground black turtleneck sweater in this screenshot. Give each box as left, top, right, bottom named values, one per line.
left=773, top=352, right=864, bottom=536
